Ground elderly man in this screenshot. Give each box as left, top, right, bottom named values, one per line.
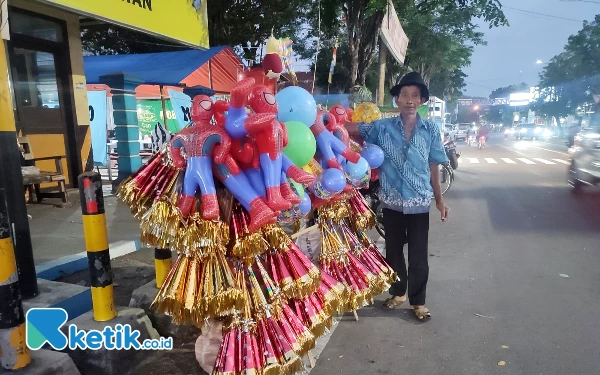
left=346, top=72, right=449, bottom=320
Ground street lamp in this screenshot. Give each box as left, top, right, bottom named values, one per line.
left=536, top=60, right=543, bottom=64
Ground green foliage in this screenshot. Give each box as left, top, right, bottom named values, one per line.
left=382, top=0, right=506, bottom=104
left=535, top=15, right=600, bottom=117
left=309, top=0, right=506, bottom=94
left=489, top=83, right=529, bottom=99
left=429, top=69, right=467, bottom=103
left=81, top=25, right=185, bottom=55
left=415, top=0, right=508, bottom=28
left=484, top=83, right=529, bottom=125
left=349, top=85, right=374, bottom=104
left=207, top=0, right=309, bottom=60
left=82, top=0, right=309, bottom=59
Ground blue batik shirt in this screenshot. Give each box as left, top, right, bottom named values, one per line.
left=359, top=114, right=448, bottom=214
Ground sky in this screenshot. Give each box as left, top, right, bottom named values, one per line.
left=464, top=0, right=598, bottom=98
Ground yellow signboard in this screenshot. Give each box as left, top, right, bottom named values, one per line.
left=36, top=0, right=209, bottom=48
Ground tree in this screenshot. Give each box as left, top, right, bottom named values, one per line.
left=429, top=68, right=467, bottom=103
left=305, top=0, right=507, bottom=90
left=82, top=0, right=308, bottom=59
left=489, top=83, right=529, bottom=99
left=363, top=0, right=507, bottom=108
left=535, top=15, right=600, bottom=117
left=207, top=0, right=309, bottom=61
left=81, top=25, right=186, bottom=55
left=484, top=83, right=529, bottom=125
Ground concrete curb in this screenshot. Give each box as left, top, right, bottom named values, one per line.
left=36, top=239, right=141, bottom=280
left=23, top=279, right=92, bottom=321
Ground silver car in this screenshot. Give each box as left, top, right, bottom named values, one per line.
left=456, top=123, right=470, bottom=141
left=568, top=125, right=600, bottom=193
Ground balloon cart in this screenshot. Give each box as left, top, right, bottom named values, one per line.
left=117, top=76, right=393, bottom=374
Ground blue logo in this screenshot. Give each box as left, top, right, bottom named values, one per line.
left=26, top=308, right=172, bottom=351
left=26, top=308, right=69, bottom=350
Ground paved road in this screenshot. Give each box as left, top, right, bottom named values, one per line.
left=312, top=133, right=600, bottom=375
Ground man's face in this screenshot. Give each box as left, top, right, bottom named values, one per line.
left=395, top=85, right=424, bottom=116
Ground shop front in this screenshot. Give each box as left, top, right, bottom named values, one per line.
left=0, top=0, right=209, bottom=303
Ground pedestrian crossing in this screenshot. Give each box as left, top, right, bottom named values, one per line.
left=462, top=157, right=570, bottom=166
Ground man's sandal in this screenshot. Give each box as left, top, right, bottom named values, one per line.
left=413, top=306, right=432, bottom=320
left=383, top=296, right=406, bottom=309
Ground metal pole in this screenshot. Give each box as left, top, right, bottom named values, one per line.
left=311, top=0, right=321, bottom=95
left=208, top=60, right=214, bottom=90
left=0, top=189, right=31, bottom=370
left=155, top=89, right=172, bottom=286
left=154, top=248, right=172, bottom=288
left=160, top=85, right=168, bottom=130
left=78, top=172, right=116, bottom=322
left=377, top=41, right=387, bottom=107
left=0, top=41, right=38, bottom=299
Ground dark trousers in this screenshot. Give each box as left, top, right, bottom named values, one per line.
left=383, top=209, right=430, bottom=306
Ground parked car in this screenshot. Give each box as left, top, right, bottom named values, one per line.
left=568, top=125, right=600, bottom=193
left=444, top=124, right=458, bottom=141
left=456, top=123, right=470, bottom=141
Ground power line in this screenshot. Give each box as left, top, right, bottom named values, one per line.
left=465, top=81, right=495, bottom=90
left=560, top=0, right=600, bottom=4
left=503, top=5, right=586, bottom=23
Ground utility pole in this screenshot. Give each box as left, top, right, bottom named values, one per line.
left=377, top=41, right=387, bottom=107
left=0, top=41, right=38, bottom=298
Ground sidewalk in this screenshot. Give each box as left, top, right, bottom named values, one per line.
left=27, top=186, right=141, bottom=277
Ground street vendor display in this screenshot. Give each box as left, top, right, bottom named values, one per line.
left=118, top=77, right=394, bottom=374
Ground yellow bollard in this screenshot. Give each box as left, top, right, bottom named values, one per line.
left=0, top=189, right=31, bottom=370
left=78, top=172, right=116, bottom=322
left=154, top=248, right=172, bottom=288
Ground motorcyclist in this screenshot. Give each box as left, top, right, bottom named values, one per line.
left=466, top=126, right=476, bottom=145
left=477, top=124, right=490, bottom=140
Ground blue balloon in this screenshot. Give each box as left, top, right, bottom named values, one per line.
left=344, top=157, right=371, bottom=188
left=309, top=168, right=346, bottom=199
left=298, top=190, right=312, bottom=213
left=361, top=143, right=385, bottom=168
left=275, top=86, right=317, bottom=126
left=322, top=168, right=346, bottom=192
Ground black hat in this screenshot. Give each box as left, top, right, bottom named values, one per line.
left=390, top=72, right=429, bottom=102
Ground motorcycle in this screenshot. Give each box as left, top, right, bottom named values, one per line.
left=444, top=137, right=461, bottom=170
left=478, top=135, right=487, bottom=149
left=467, top=133, right=477, bottom=146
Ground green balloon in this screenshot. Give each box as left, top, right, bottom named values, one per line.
left=289, top=180, right=305, bottom=200
left=283, top=121, right=316, bottom=167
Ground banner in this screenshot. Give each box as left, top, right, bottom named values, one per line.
left=88, top=90, right=108, bottom=166
left=167, top=89, right=193, bottom=131
left=136, top=100, right=179, bottom=136
left=37, top=0, right=209, bottom=48
left=380, top=1, right=409, bottom=64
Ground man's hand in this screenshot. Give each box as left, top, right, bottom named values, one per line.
left=436, top=200, right=449, bottom=222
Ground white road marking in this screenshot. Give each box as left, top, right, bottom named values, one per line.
left=529, top=144, right=570, bottom=156
left=467, top=158, right=479, bottom=164
left=499, top=145, right=539, bottom=159
left=552, top=159, right=570, bottom=165
left=533, top=158, right=555, bottom=165
left=501, top=158, right=517, bottom=164
left=484, top=158, right=497, bottom=164
left=516, top=158, right=536, bottom=164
